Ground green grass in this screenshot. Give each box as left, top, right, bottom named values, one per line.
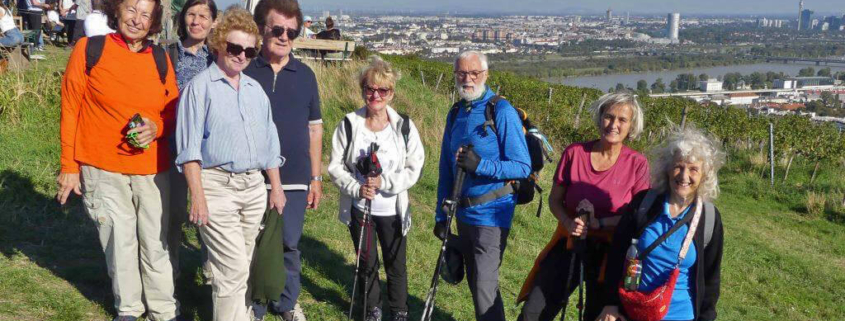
left=1, top=49, right=844, bottom=320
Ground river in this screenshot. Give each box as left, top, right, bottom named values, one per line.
left=546, top=62, right=845, bottom=91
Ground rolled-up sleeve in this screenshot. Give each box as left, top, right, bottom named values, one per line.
left=174, top=82, right=206, bottom=172
left=262, top=95, right=284, bottom=170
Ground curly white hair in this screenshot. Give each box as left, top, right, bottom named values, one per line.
left=650, top=126, right=726, bottom=201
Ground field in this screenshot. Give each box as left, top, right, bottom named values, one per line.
left=1, top=49, right=844, bottom=321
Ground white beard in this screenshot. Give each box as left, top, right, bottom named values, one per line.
left=456, top=82, right=485, bottom=101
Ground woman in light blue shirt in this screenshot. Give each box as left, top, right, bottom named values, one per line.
left=174, top=7, right=285, bottom=321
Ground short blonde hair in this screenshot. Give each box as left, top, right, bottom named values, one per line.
left=359, top=56, right=400, bottom=95
left=590, top=92, right=645, bottom=140
left=208, top=6, right=261, bottom=55
left=650, top=126, right=726, bottom=201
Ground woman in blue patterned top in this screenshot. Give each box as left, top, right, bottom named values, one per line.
left=165, top=0, right=217, bottom=281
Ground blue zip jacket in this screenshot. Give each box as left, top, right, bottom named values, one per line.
left=435, top=87, right=531, bottom=228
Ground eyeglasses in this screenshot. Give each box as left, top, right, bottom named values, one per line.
left=455, top=70, right=486, bottom=79
left=225, top=42, right=258, bottom=59
left=365, top=86, right=393, bottom=97
left=269, top=25, right=300, bottom=39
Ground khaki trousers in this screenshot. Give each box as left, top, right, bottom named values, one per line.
left=80, top=165, right=177, bottom=320
left=199, top=168, right=267, bottom=321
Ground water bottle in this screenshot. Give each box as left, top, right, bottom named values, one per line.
left=623, top=239, right=642, bottom=291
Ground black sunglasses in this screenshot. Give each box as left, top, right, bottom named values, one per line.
left=269, top=25, right=300, bottom=39
left=225, top=42, right=258, bottom=59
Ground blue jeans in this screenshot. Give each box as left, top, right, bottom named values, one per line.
left=0, top=28, right=23, bottom=47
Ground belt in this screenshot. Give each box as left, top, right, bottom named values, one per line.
left=208, top=167, right=260, bottom=176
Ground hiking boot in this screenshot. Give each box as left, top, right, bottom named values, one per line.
left=112, top=316, right=138, bottom=321
left=392, top=311, right=408, bottom=321
left=293, top=303, right=306, bottom=321
left=366, top=307, right=382, bottom=321
left=280, top=310, right=296, bottom=321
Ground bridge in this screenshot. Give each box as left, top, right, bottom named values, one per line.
left=649, top=86, right=845, bottom=98
left=753, top=55, right=845, bottom=66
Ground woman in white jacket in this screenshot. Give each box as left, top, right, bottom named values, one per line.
left=328, top=56, right=425, bottom=321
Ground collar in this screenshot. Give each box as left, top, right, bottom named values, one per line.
left=461, top=86, right=493, bottom=109
left=208, top=62, right=254, bottom=88
left=177, top=40, right=209, bottom=57
left=353, top=105, right=403, bottom=132
left=108, top=33, right=152, bottom=54
left=255, top=53, right=299, bottom=72
left=662, top=194, right=693, bottom=222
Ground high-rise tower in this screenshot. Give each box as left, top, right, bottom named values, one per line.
left=606, top=8, right=612, bottom=22
left=668, top=12, right=680, bottom=41
left=798, top=0, right=804, bottom=30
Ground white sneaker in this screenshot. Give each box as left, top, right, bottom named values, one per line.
left=293, top=303, right=306, bottom=321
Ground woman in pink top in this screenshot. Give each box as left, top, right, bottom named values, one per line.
left=517, top=92, right=650, bottom=321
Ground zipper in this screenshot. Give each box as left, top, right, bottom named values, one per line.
left=272, top=72, right=277, bottom=93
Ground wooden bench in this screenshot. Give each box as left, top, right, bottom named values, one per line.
left=293, top=38, right=355, bottom=62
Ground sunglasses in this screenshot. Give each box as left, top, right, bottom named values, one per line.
left=225, top=42, right=258, bottom=59
left=365, top=86, right=393, bottom=97
left=269, top=25, right=300, bottom=39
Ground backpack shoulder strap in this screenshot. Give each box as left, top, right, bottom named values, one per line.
left=85, top=35, right=107, bottom=76
left=167, top=42, right=179, bottom=72
left=634, top=189, right=661, bottom=237
left=484, top=95, right=504, bottom=135
left=704, top=201, right=716, bottom=248
left=399, top=113, right=411, bottom=148
left=152, top=44, right=169, bottom=85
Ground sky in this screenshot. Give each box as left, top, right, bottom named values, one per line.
left=286, top=0, right=843, bottom=16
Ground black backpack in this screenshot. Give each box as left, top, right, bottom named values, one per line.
left=85, top=35, right=170, bottom=85
left=340, top=113, right=412, bottom=171
left=448, top=96, right=554, bottom=217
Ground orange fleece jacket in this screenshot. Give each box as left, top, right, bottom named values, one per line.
left=61, top=34, right=178, bottom=175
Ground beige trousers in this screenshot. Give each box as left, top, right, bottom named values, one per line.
left=80, top=165, right=177, bottom=320
left=199, top=168, right=267, bottom=321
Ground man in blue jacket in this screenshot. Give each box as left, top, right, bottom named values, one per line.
left=434, top=51, right=532, bottom=321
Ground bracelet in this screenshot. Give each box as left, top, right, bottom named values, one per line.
left=311, top=176, right=323, bottom=182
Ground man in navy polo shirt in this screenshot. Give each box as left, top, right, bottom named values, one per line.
left=246, top=0, right=322, bottom=320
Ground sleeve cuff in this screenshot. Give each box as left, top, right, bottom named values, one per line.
left=309, top=119, right=324, bottom=125
left=475, top=159, right=492, bottom=177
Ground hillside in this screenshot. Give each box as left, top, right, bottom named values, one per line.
left=0, top=49, right=843, bottom=320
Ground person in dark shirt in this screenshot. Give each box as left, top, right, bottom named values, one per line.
left=245, top=0, right=323, bottom=320
left=315, top=16, right=340, bottom=40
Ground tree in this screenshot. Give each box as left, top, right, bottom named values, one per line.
left=821, top=91, right=835, bottom=106
left=615, top=83, right=626, bottom=92
left=699, top=73, right=709, bottom=81
left=750, top=72, right=767, bottom=89
left=637, top=80, right=649, bottom=93
left=723, top=72, right=742, bottom=90
left=798, top=67, right=816, bottom=77
left=670, top=80, right=679, bottom=92
left=817, top=67, right=832, bottom=77
left=651, top=78, right=666, bottom=93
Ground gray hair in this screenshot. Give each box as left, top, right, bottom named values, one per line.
left=590, top=92, right=645, bottom=140
left=454, top=51, right=489, bottom=71
left=650, top=126, right=726, bottom=201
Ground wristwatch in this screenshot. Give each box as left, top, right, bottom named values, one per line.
left=311, top=176, right=323, bottom=182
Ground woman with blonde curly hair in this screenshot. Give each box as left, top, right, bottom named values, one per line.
left=174, top=6, right=285, bottom=321
left=328, top=56, right=425, bottom=321
left=598, top=126, right=725, bottom=321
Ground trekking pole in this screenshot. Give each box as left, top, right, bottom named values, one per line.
left=348, top=143, right=383, bottom=320
left=361, top=198, right=373, bottom=321
left=420, top=146, right=471, bottom=321
left=563, top=209, right=589, bottom=321
left=576, top=210, right=590, bottom=321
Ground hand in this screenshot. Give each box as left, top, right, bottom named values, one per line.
left=126, top=117, right=158, bottom=148
left=269, top=188, right=286, bottom=212
left=56, top=172, right=82, bottom=205
left=366, top=175, right=382, bottom=189
left=456, top=147, right=481, bottom=173
left=433, top=221, right=448, bottom=240
left=596, top=306, right=627, bottom=321
left=307, top=180, right=322, bottom=209
left=359, top=184, right=376, bottom=200
left=563, top=216, right=586, bottom=238
left=576, top=199, right=599, bottom=230
left=189, top=195, right=209, bottom=227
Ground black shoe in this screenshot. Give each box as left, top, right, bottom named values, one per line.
left=392, top=311, right=408, bottom=321
left=280, top=310, right=296, bottom=321
left=366, top=307, right=382, bottom=321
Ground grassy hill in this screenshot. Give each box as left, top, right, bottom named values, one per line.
left=1, top=49, right=843, bottom=320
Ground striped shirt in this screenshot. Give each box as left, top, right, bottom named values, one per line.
left=174, top=63, right=284, bottom=173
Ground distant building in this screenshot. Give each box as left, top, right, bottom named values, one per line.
left=800, top=9, right=814, bottom=30
left=472, top=28, right=514, bottom=42
left=791, top=77, right=835, bottom=88
left=774, top=79, right=797, bottom=89
left=798, top=0, right=804, bottom=30
left=667, top=13, right=680, bottom=41
left=699, top=79, right=723, bottom=92
left=728, top=93, right=760, bottom=105
left=606, top=8, right=612, bottom=22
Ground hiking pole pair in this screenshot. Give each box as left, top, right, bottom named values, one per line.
left=563, top=209, right=590, bottom=321
left=349, top=143, right=383, bottom=321
left=420, top=145, right=471, bottom=321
